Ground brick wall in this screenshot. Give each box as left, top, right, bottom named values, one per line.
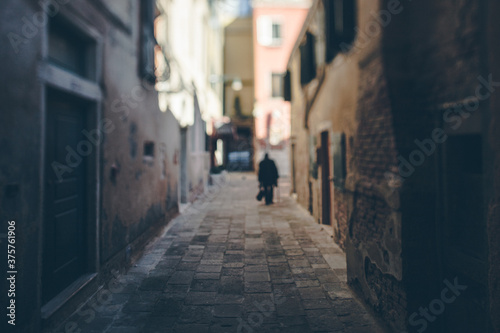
left=289, top=0, right=497, bottom=331
left=382, top=0, right=493, bottom=331
left=346, top=54, right=406, bottom=330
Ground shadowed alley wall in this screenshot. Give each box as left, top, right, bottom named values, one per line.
left=288, top=0, right=498, bottom=331
left=0, top=1, right=180, bottom=331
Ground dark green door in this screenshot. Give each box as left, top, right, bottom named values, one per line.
left=43, top=90, right=88, bottom=303
left=439, top=110, right=492, bottom=332
left=320, top=131, right=331, bottom=225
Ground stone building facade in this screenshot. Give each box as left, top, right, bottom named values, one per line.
left=287, top=0, right=500, bottom=332
left=0, top=0, right=180, bottom=331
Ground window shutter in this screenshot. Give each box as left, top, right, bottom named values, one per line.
left=341, top=0, right=356, bottom=45
left=284, top=70, right=292, bottom=102
left=324, top=0, right=339, bottom=62
left=271, top=73, right=284, bottom=98
left=324, top=0, right=357, bottom=62
left=334, top=0, right=344, bottom=35
left=257, top=16, right=272, bottom=46
left=300, top=32, right=316, bottom=85
left=140, top=0, right=156, bottom=83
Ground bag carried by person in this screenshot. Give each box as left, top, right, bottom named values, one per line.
left=256, top=188, right=265, bottom=201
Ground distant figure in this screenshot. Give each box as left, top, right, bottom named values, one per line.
left=258, top=153, right=279, bottom=205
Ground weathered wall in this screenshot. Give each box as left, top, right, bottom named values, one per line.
left=289, top=52, right=311, bottom=211
left=289, top=2, right=406, bottom=329
left=0, top=1, right=180, bottom=331
left=100, top=5, right=180, bottom=261
left=383, top=0, right=494, bottom=331
left=348, top=53, right=405, bottom=330
left=290, top=0, right=496, bottom=331
left=188, top=97, right=209, bottom=201
left=308, top=55, right=359, bottom=243
left=156, top=0, right=219, bottom=204
left=345, top=2, right=406, bottom=329
left=487, top=1, right=500, bottom=330
left=0, top=1, right=44, bottom=331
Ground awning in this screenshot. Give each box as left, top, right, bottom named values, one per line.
left=212, top=118, right=236, bottom=138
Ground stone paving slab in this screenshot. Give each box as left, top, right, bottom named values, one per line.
left=48, top=173, right=387, bottom=333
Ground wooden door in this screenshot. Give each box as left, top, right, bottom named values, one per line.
left=180, top=127, right=188, bottom=203
left=43, top=91, right=88, bottom=303
left=439, top=111, right=492, bottom=332
left=321, top=131, right=331, bottom=225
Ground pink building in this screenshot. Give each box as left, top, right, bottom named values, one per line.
left=252, top=0, right=311, bottom=175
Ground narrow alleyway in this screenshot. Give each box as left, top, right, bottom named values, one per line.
left=53, top=173, right=385, bottom=333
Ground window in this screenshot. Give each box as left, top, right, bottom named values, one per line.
left=324, top=0, right=357, bottom=62
left=144, top=141, right=155, bottom=157
left=284, top=70, right=292, bottom=102
left=257, top=16, right=283, bottom=46
left=300, top=32, right=317, bottom=85
left=271, top=73, right=284, bottom=98
left=48, top=19, right=95, bottom=79
left=272, top=22, right=282, bottom=41
left=140, top=0, right=157, bottom=83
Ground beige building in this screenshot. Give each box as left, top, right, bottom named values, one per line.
left=288, top=0, right=500, bottom=332
left=0, top=0, right=181, bottom=330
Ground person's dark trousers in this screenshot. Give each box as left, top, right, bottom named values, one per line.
left=264, top=185, right=274, bottom=205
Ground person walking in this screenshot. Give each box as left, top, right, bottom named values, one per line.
left=258, top=153, right=279, bottom=205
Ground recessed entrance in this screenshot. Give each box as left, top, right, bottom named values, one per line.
left=42, top=90, right=91, bottom=304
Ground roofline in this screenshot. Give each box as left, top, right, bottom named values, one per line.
left=252, top=0, right=312, bottom=8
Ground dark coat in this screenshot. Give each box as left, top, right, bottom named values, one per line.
left=258, top=157, right=279, bottom=186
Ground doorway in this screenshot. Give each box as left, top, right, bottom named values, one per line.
left=180, top=127, right=188, bottom=204
left=43, top=90, right=90, bottom=303
left=320, top=131, right=331, bottom=225
left=438, top=111, right=492, bottom=332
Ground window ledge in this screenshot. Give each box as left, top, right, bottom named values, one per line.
left=143, top=156, right=155, bottom=165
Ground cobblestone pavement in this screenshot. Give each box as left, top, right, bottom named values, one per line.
left=52, top=173, right=386, bottom=333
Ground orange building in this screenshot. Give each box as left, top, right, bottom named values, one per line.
left=252, top=0, right=311, bottom=175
